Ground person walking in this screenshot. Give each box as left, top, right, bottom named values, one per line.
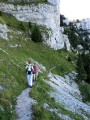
left=33, top=63, right=39, bottom=81
left=25, top=60, right=33, bottom=87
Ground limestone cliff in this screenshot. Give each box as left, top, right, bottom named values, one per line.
left=0, top=0, right=70, bottom=50
left=76, top=18, right=90, bottom=32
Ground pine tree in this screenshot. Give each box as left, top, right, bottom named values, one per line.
left=28, top=21, right=32, bottom=29
left=0, top=11, right=2, bottom=16
left=31, top=25, right=43, bottom=42
left=83, top=53, right=90, bottom=83
left=76, top=54, right=87, bottom=82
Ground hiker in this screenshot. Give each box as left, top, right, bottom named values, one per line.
left=33, top=63, right=40, bottom=81
left=25, top=60, right=33, bottom=87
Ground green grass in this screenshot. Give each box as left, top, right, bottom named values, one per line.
left=0, top=12, right=30, bottom=31
left=0, top=12, right=81, bottom=120
left=0, top=0, right=48, bottom=5
left=78, top=82, right=90, bottom=102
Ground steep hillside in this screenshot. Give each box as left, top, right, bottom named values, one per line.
left=0, top=11, right=77, bottom=120
left=0, top=2, right=90, bottom=120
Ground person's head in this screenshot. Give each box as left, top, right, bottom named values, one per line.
left=34, top=63, right=37, bottom=66
left=28, top=60, right=31, bottom=64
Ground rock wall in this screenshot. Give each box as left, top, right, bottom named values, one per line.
left=0, top=1, right=70, bottom=50
left=0, top=23, right=9, bottom=40
left=76, top=18, right=90, bottom=31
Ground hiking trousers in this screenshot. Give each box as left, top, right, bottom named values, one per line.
left=27, top=74, right=33, bottom=86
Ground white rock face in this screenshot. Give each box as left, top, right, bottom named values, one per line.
left=76, top=18, right=90, bottom=31
left=77, top=45, right=83, bottom=50
left=48, top=0, right=60, bottom=11
left=0, top=23, right=9, bottom=40
left=63, top=18, right=70, bottom=26
left=0, top=2, right=70, bottom=50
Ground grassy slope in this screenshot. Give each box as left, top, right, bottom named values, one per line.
left=0, top=0, right=48, bottom=5
left=0, top=12, right=78, bottom=120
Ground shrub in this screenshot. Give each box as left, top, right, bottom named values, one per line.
left=76, top=54, right=87, bottom=82
left=76, top=53, right=90, bottom=84
left=78, top=82, right=90, bottom=102
left=31, top=25, right=43, bottom=42
left=0, top=11, right=2, bottom=16
left=28, top=21, right=32, bottom=29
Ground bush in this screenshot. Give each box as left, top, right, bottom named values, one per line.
left=76, top=54, right=87, bottom=82
left=28, top=21, right=32, bottom=29
left=0, top=11, right=2, bottom=16
left=31, top=25, right=43, bottom=42
left=78, top=82, right=90, bottom=102
left=76, top=53, right=90, bottom=83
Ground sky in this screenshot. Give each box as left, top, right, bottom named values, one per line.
left=60, top=0, right=90, bottom=21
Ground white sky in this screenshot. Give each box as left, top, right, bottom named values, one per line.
left=60, top=0, right=90, bottom=21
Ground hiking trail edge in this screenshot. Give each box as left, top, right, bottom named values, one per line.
left=15, top=88, right=35, bottom=120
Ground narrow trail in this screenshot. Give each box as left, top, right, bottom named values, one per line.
left=15, top=63, right=46, bottom=120
left=15, top=87, right=35, bottom=120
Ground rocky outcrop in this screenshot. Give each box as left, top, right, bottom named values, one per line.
left=76, top=18, right=90, bottom=31
left=0, top=1, right=70, bottom=50
left=47, top=72, right=90, bottom=120
left=0, top=23, right=9, bottom=40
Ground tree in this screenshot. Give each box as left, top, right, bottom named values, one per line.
left=31, top=25, right=43, bottom=42
left=0, top=11, right=2, bottom=16
left=82, top=53, right=90, bottom=83
left=76, top=54, right=87, bottom=82
left=28, top=21, right=32, bottom=29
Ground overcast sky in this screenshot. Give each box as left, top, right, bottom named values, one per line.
left=60, top=0, right=90, bottom=21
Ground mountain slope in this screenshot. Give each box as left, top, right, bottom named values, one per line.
left=0, top=3, right=90, bottom=120
left=0, top=11, right=77, bottom=120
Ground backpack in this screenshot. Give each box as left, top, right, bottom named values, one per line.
left=27, top=64, right=33, bottom=75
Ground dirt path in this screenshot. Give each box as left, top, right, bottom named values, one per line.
left=15, top=88, right=35, bottom=120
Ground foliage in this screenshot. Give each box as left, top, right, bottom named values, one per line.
left=31, top=25, right=43, bottom=42
left=76, top=52, right=90, bottom=83
left=78, top=82, right=90, bottom=102
left=28, top=21, right=32, bottom=29
left=76, top=54, right=87, bottom=81
left=0, top=0, right=48, bottom=5
left=0, top=11, right=3, bottom=16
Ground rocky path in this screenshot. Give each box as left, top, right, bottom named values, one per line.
left=15, top=88, right=35, bottom=120
left=15, top=63, right=45, bottom=120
